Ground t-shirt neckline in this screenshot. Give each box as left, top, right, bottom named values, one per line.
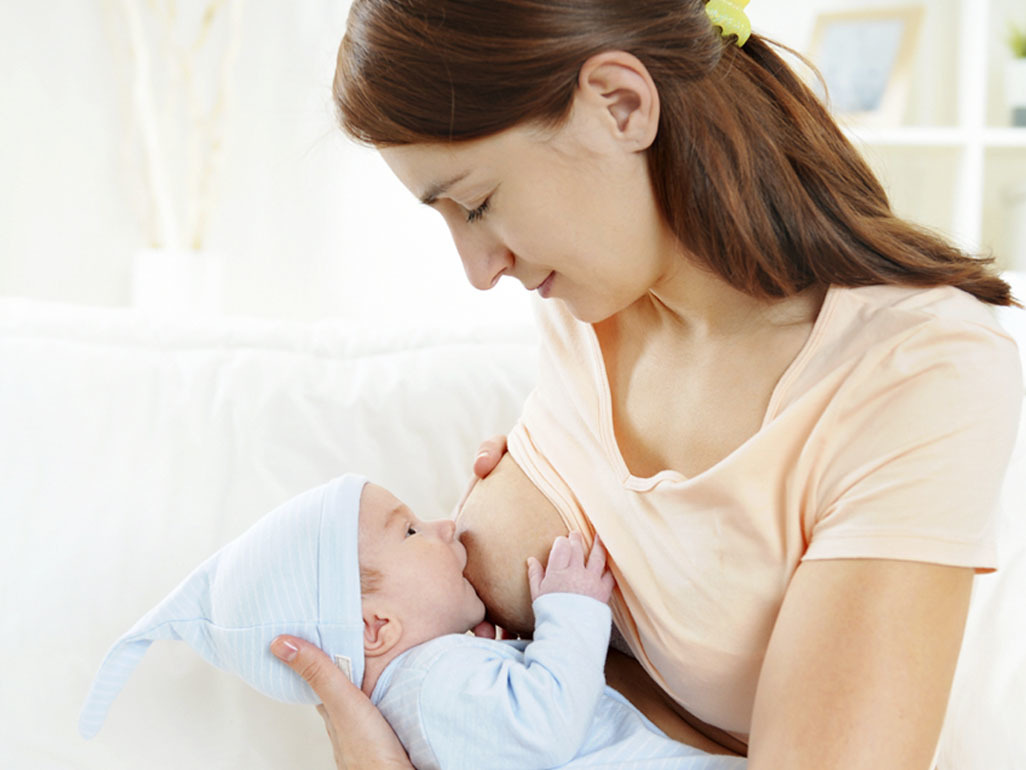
left=583, top=285, right=840, bottom=490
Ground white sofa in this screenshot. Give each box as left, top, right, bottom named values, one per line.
left=1, top=279, right=1023, bottom=769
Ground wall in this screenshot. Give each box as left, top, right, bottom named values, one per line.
left=1, top=1, right=1013, bottom=323
left=0, top=0, right=530, bottom=322
left=749, top=0, right=961, bottom=126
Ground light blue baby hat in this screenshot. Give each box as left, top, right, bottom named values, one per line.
left=78, top=473, right=368, bottom=739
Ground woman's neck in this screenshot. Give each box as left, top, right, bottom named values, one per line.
left=638, top=258, right=825, bottom=340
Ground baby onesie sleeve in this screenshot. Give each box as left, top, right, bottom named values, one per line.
left=804, top=316, right=1022, bottom=569
left=416, top=593, right=612, bottom=770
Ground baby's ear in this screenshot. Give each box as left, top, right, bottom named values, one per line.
left=363, top=609, right=402, bottom=657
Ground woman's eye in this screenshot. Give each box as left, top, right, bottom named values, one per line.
left=465, top=198, right=490, bottom=224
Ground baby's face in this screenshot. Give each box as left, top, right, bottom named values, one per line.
left=357, top=483, right=486, bottom=642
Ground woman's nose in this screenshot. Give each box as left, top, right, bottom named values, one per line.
left=452, top=228, right=513, bottom=291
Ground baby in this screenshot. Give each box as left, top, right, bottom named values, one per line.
left=80, top=474, right=745, bottom=769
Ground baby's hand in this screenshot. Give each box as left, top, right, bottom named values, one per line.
left=527, top=532, right=614, bottom=604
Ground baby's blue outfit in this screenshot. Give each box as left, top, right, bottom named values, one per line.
left=374, top=592, right=746, bottom=770
left=79, top=473, right=746, bottom=768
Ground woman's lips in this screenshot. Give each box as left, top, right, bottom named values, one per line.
left=536, top=272, right=555, bottom=298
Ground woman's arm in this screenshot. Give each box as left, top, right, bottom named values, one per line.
left=748, top=558, right=973, bottom=769
left=604, top=650, right=744, bottom=756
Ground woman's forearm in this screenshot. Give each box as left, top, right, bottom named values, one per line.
left=605, top=649, right=746, bottom=756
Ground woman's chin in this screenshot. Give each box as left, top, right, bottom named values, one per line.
left=561, top=295, right=632, bottom=326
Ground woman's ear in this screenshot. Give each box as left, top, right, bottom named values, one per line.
left=576, top=50, right=660, bottom=151
left=363, top=609, right=402, bottom=657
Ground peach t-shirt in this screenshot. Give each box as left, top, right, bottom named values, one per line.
left=507, top=284, right=1022, bottom=741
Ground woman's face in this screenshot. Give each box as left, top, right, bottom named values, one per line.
left=380, top=108, right=683, bottom=324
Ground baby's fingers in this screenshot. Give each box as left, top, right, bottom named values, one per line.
left=566, top=530, right=588, bottom=568
left=546, top=535, right=573, bottom=571
left=586, top=534, right=608, bottom=574
left=527, top=556, right=544, bottom=600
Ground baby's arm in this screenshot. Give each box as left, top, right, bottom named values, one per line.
left=416, top=533, right=615, bottom=769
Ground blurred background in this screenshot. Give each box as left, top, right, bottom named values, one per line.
left=2, top=0, right=1025, bottom=324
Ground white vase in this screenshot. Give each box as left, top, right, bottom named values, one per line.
left=131, top=248, right=223, bottom=315
left=1007, top=58, right=1026, bottom=127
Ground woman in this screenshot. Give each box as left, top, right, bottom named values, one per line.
left=272, top=1, right=1022, bottom=766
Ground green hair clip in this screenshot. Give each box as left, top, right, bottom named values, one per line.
left=705, top=0, right=752, bottom=47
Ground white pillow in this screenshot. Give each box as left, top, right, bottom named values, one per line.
left=3, top=274, right=1023, bottom=770
left=0, top=299, right=537, bottom=769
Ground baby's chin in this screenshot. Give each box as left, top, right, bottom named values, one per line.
left=455, top=593, right=487, bottom=636
left=468, top=585, right=487, bottom=626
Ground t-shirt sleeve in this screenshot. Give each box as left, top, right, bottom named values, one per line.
left=804, top=317, right=1023, bottom=571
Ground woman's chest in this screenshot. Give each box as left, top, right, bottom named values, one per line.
left=536, top=444, right=811, bottom=736
left=599, top=328, right=807, bottom=479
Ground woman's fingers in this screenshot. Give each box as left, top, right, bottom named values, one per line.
left=271, top=635, right=413, bottom=769
left=270, top=635, right=355, bottom=717
left=472, top=434, right=508, bottom=478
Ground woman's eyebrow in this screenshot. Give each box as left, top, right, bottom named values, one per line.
left=419, top=170, right=471, bottom=205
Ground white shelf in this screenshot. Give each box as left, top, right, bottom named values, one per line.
left=982, top=129, right=1026, bottom=148
left=844, top=127, right=967, bottom=147
left=844, top=127, right=1026, bottom=149
left=831, top=0, right=1026, bottom=266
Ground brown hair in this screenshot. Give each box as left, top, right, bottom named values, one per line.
left=334, top=0, right=1017, bottom=306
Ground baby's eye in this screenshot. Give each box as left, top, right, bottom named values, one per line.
left=406, top=525, right=418, bottom=537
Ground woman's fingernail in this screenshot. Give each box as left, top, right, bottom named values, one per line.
left=272, top=638, right=299, bottom=662
left=475, top=450, right=490, bottom=462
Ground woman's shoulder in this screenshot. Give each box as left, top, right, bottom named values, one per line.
left=772, top=283, right=1022, bottom=421
left=811, top=283, right=1018, bottom=374
left=831, top=283, right=1009, bottom=337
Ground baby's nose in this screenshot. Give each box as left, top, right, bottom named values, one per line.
left=439, top=518, right=457, bottom=541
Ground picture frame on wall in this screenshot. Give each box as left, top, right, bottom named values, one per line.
left=807, top=6, right=924, bottom=127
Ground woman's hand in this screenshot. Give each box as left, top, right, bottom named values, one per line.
left=472, top=434, right=508, bottom=479
left=270, top=635, right=413, bottom=770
